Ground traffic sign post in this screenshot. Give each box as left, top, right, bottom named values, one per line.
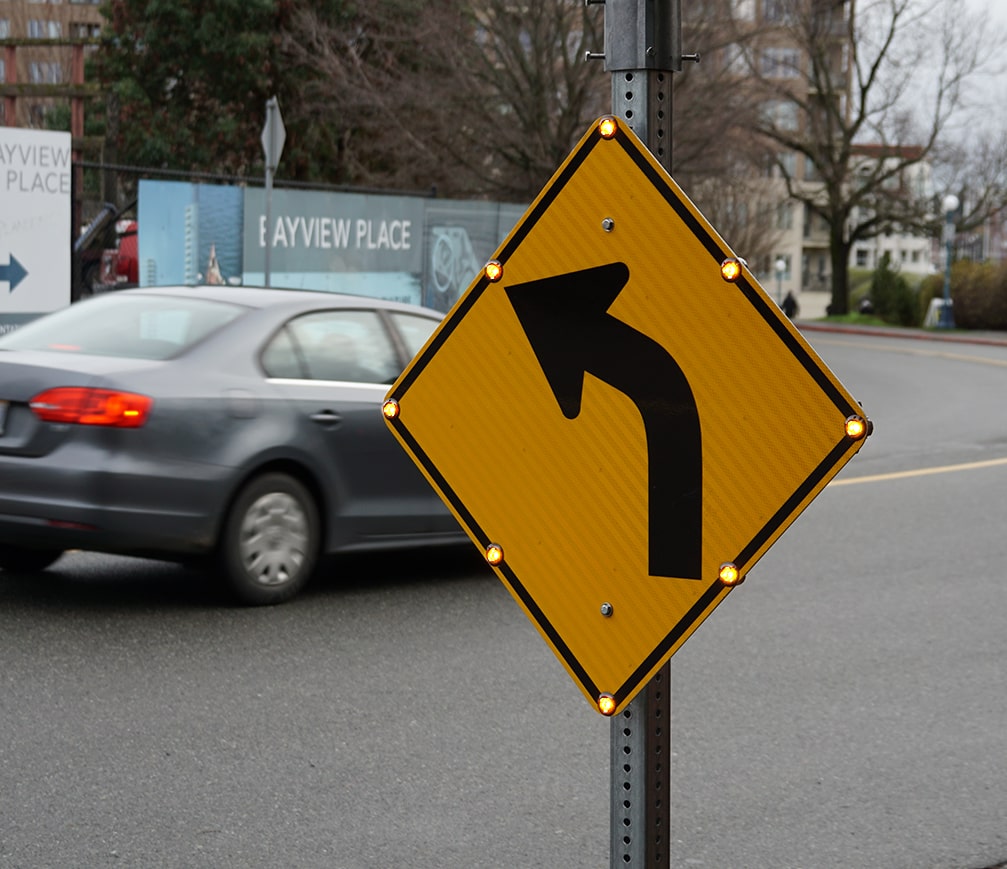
left=385, top=115, right=870, bottom=712
left=260, top=96, right=286, bottom=288
left=385, top=116, right=870, bottom=864
left=602, top=2, right=688, bottom=859
left=385, top=55, right=869, bottom=869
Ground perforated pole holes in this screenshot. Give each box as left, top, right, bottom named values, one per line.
left=610, top=664, right=669, bottom=867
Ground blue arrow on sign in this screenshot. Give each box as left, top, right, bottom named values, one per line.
left=0, top=255, right=28, bottom=292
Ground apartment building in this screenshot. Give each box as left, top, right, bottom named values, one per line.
left=0, top=0, right=103, bottom=127
left=848, top=145, right=935, bottom=278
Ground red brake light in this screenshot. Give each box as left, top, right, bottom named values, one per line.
left=30, top=387, right=152, bottom=428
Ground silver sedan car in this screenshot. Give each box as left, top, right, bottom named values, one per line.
left=0, top=286, right=465, bottom=604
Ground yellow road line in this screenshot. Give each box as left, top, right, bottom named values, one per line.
left=833, top=456, right=1007, bottom=486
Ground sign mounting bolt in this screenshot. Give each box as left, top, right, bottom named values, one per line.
left=600, top=602, right=614, bottom=617
left=602, top=217, right=615, bottom=232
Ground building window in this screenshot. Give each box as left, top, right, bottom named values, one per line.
left=762, top=99, right=799, bottom=131
left=777, top=151, right=796, bottom=179
left=0, top=19, right=10, bottom=39
left=28, top=19, right=63, bottom=38
left=29, top=61, right=63, bottom=83
left=721, top=42, right=753, bottom=76
left=731, top=0, right=756, bottom=20
left=855, top=249, right=868, bottom=268
left=763, top=0, right=795, bottom=23
left=761, top=47, right=801, bottom=79
left=70, top=21, right=101, bottom=38
left=776, top=201, right=793, bottom=230
left=733, top=0, right=757, bottom=20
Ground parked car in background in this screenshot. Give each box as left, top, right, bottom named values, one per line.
left=0, top=286, right=465, bottom=604
left=73, top=199, right=139, bottom=300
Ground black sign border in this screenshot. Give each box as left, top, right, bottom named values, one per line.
left=390, top=119, right=862, bottom=707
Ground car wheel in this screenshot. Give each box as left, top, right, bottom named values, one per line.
left=219, top=473, right=320, bottom=605
left=0, top=546, right=64, bottom=573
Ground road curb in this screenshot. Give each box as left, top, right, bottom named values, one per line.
left=796, top=320, right=1007, bottom=348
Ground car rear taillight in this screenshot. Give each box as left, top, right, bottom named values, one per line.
left=29, top=387, right=152, bottom=428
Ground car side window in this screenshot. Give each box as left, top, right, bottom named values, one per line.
left=274, top=310, right=400, bottom=384
left=389, top=312, right=440, bottom=359
left=261, top=327, right=305, bottom=378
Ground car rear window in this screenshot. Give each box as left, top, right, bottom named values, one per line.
left=0, top=294, right=246, bottom=360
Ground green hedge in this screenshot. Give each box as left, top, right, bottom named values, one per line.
left=919, top=261, right=1007, bottom=330
left=869, top=254, right=919, bottom=327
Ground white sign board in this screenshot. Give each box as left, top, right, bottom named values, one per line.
left=0, top=128, right=72, bottom=327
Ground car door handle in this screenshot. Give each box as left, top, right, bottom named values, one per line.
left=309, top=410, right=342, bottom=427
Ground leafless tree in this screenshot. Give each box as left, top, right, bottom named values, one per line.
left=279, top=0, right=609, bottom=200
left=726, top=0, right=1000, bottom=313
left=671, top=2, right=783, bottom=265
left=934, top=128, right=1007, bottom=234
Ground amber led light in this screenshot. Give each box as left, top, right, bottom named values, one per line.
left=718, top=562, right=743, bottom=586
left=720, top=258, right=743, bottom=282
left=845, top=415, right=871, bottom=440
left=485, top=543, right=504, bottom=566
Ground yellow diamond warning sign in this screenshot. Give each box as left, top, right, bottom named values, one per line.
left=383, top=117, right=871, bottom=714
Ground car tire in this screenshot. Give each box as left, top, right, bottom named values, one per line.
left=219, top=473, right=320, bottom=605
left=0, top=546, right=64, bottom=573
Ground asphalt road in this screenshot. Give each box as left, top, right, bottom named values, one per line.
left=2, top=326, right=1007, bottom=868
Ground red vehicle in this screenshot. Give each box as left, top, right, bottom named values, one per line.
left=96, top=219, right=138, bottom=289
left=73, top=201, right=138, bottom=300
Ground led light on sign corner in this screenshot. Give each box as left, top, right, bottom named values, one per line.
left=597, top=693, right=617, bottom=716
left=381, top=399, right=399, bottom=420
left=484, top=260, right=503, bottom=282
left=598, top=116, right=619, bottom=139
left=720, top=258, right=743, bottom=282
left=718, top=562, right=743, bottom=586
left=485, top=543, right=504, bottom=566
left=845, top=415, right=872, bottom=440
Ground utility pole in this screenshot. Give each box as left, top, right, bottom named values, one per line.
left=593, top=2, right=697, bottom=865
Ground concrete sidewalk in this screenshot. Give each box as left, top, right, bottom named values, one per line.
left=795, top=318, right=1007, bottom=347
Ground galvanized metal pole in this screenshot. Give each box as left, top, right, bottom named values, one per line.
left=263, top=160, right=273, bottom=288
left=604, top=0, right=680, bottom=174
left=601, top=2, right=685, bottom=866
left=610, top=661, right=672, bottom=867
left=261, top=96, right=285, bottom=289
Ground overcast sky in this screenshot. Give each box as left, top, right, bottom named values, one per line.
left=925, top=0, right=1007, bottom=138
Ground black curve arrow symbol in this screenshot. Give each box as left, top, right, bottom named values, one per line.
left=505, top=261, right=702, bottom=580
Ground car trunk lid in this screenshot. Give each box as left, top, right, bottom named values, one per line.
left=0, top=351, right=152, bottom=458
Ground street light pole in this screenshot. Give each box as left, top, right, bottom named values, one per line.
left=774, top=257, right=786, bottom=305
left=940, top=194, right=959, bottom=329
